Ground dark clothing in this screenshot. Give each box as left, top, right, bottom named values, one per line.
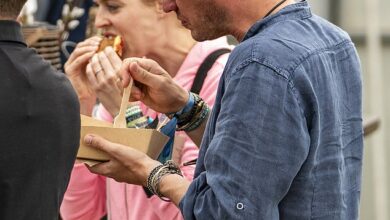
left=0, top=20, right=80, bottom=219
left=180, top=1, right=363, bottom=219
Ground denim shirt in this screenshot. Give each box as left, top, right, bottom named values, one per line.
left=179, top=1, right=363, bottom=219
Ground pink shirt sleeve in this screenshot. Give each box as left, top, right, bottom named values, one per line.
left=60, top=164, right=107, bottom=220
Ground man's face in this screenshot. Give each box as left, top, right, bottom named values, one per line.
left=162, top=0, right=230, bottom=41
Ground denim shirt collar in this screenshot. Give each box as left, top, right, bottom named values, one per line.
left=243, top=0, right=312, bottom=42
left=0, top=20, right=26, bottom=46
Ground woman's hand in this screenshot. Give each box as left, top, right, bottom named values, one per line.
left=64, top=36, right=101, bottom=115
left=86, top=47, right=123, bottom=117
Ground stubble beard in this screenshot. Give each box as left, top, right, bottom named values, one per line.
left=190, top=1, right=230, bottom=41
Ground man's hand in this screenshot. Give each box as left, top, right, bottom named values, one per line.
left=84, top=134, right=190, bottom=206
left=121, top=58, right=189, bottom=114
left=84, top=134, right=161, bottom=186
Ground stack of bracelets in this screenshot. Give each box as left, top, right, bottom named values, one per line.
left=146, top=160, right=183, bottom=201
left=168, top=92, right=210, bottom=132
left=146, top=92, right=209, bottom=200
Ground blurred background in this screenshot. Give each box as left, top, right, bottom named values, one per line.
left=21, top=0, right=389, bottom=219
left=310, top=0, right=389, bottom=219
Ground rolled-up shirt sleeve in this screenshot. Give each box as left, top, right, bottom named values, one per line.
left=179, top=62, right=311, bottom=219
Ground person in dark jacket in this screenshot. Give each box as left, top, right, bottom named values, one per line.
left=0, top=1, right=80, bottom=219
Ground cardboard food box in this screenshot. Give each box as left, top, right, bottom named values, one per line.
left=77, top=114, right=169, bottom=163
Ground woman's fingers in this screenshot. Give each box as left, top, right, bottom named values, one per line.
left=85, top=63, right=98, bottom=88
left=104, top=47, right=123, bottom=78
left=76, top=36, right=101, bottom=48
left=65, top=50, right=95, bottom=75
left=90, top=55, right=105, bottom=83
left=66, top=37, right=101, bottom=64
left=98, top=50, right=116, bottom=80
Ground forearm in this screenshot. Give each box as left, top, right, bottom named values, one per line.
left=185, top=113, right=209, bottom=147
left=79, top=98, right=95, bottom=116
left=158, top=174, right=190, bottom=206
left=68, top=76, right=96, bottom=116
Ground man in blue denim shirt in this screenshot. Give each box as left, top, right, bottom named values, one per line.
left=85, top=0, right=363, bottom=219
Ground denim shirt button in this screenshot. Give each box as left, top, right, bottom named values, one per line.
left=236, top=202, right=244, bottom=210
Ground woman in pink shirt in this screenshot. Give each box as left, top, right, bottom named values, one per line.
left=61, top=0, right=232, bottom=219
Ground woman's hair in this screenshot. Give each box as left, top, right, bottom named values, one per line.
left=0, top=0, right=27, bottom=18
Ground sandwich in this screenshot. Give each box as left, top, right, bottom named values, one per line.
left=97, top=35, right=123, bottom=58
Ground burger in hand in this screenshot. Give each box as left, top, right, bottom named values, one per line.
left=97, top=35, right=123, bottom=58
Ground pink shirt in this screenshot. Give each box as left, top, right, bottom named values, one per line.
left=61, top=37, right=232, bottom=220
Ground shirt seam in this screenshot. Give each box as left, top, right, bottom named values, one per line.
left=231, top=58, right=306, bottom=118
left=290, top=39, right=352, bottom=76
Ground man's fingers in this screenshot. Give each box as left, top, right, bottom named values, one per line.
left=128, top=61, right=163, bottom=87
left=120, top=58, right=166, bottom=87
left=130, top=86, right=143, bottom=100
left=86, top=161, right=111, bottom=176
left=84, top=134, right=141, bottom=164
left=120, top=58, right=138, bottom=87
left=84, top=134, right=113, bottom=151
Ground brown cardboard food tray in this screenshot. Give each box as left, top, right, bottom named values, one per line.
left=77, top=115, right=169, bottom=162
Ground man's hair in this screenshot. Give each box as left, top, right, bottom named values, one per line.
left=0, top=0, right=27, bottom=18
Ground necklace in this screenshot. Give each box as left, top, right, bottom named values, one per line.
left=263, top=0, right=288, bottom=18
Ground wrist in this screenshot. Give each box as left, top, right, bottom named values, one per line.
left=169, top=92, right=194, bottom=117
left=167, top=92, right=195, bottom=119
left=158, top=174, right=189, bottom=205
left=146, top=160, right=183, bottom=201
left=143, top=160, right=162, bottom=187
left=169, top=88, right=190, bottom=114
